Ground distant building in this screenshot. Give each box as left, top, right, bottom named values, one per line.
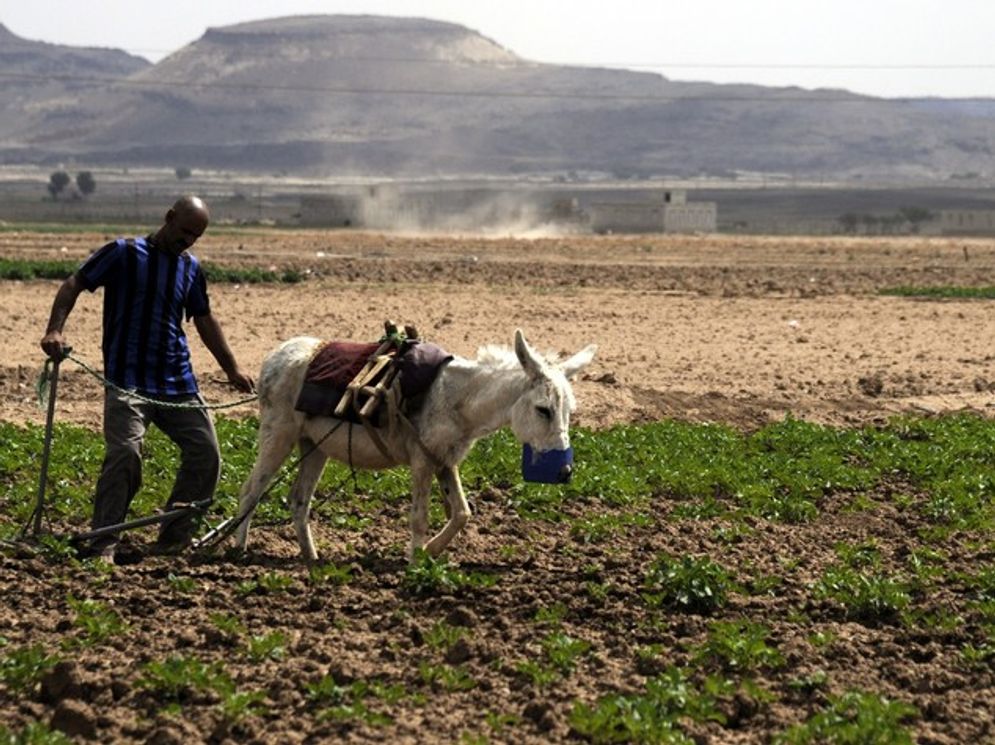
left=938, top=210, right=995, bottom=236
left=588, top=190, right=717, bottom=234
left=662, top=191, right=718, bottom=233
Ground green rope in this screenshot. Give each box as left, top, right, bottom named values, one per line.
left=37, top=352, right=258, bottom=411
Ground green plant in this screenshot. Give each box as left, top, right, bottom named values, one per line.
left=36, top=534, right=77, bottom=564
left=0, top=645, right=60, bottom=695
left=815, top=566, right=911, bottom=622
left=419, top=662, right=476, bottom=692
left=534, top=603, right=568, bottom=626
left=208, top=612, right=246, bottom=639
left=245, top=632, right=287, bottom=662
left=543, top=631, right=591, bottom=674
left=318, top=700, right=393, bottom=727
left=644, top=553, right=732, bottom=613
left=807, top=630, right=837, bottom=649
left=788, top=669, right=829, bottom=694
left=137, top=655, right=267, bottom=721
left=834, top=540, right=882, bottom=568
left=584, top=580, right=611, bottom=605
left=423, top=622, right=467, bottom=652
left=138, top=655, right=230, bottom=702
left=218, top=689, right=267, bottom=724
left=64, top=595, right=128, bottom=647
left=0, top=721, right=73, bottom=744
left=257, top=571, right=294, bottom=593
left=167, top=573, right=197, bottom=594
left=569, top=667, right=725, bottom=744
left=515, top=630, right=591, bottom=688
left=693, top=620, right=784, bottom=672
left=514, top=660, right=559, bottom=688
left=401, top=551, right=495, bottom=596
left=308, top=561, right=352, bottom=586
left=959, top=642, right=995, bottom=668
left=775, top=690, right=918, bottom=744
left=308, top=675, right=409, bottom=726
left=484, top=711, right=521, bottom=734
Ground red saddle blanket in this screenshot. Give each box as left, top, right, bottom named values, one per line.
left=305, top=341, right=384, bottom=391
left=295, top=339, right=451, bottom=421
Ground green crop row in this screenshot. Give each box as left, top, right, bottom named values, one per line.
left=0, top=258, right=304, bottom=284
left=2, top=413, right=995, bottom=541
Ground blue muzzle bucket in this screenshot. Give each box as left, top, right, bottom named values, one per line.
left=522, top=444, right=574, bottom=484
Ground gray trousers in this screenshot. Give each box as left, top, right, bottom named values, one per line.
left=91, top=387, right=220, bottom=548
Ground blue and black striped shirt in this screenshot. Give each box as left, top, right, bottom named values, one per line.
left=77, top=236, right=211, bottom=397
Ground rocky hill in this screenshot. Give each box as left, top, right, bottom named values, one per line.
left=0, top=15, right=992, bottom=181
left=0, top=23, right=149, bottom=153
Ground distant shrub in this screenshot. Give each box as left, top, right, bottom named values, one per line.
left=76, top=171, right=96, bottom=196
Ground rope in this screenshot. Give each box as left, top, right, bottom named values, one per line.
left=193, top=418, right=352, bottom=552
left=37, top=352, right=258, bottom=411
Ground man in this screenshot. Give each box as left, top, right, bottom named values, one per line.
left=40, top=196, right=255, bottom=563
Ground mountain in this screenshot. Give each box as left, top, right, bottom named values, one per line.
left=0, top=15, right=992, bottom=181
left=0, top=23, right=149, bottom=151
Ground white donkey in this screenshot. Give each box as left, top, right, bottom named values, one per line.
left=234, top=330, right=596, bottom=563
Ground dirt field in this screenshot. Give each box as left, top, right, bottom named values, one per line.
left=2, top=230, right=995, bottom=431
left=2, top=230, right=995, bottom=744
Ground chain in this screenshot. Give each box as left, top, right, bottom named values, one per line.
left=38, top=353, right=258, bottom=411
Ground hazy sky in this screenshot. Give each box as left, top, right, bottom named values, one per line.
left=4, top=0, right=994, bottom=99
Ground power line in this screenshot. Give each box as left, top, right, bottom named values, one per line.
left=1, top=71, right=991, bottom=103
left=88, top=46, right=995, bottom=70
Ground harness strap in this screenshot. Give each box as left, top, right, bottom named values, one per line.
left=353, top=381, right=445, bottom=471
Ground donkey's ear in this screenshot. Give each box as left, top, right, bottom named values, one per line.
left=560, top=344, right=597, bottom=380
left=514, top=329, right=544, bottom=380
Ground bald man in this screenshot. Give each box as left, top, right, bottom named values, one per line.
left=41, top=196, right=254, bottom=563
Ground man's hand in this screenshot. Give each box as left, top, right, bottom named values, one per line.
left=40, top=330, right=68, bottom=360
left=227, top=368, right=255, bottom=394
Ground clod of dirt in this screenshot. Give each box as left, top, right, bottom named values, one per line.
left=445, top=606, right=479, bottom=628
left=444, top=638, right=473, bottom=665
left=50, top=699, right=97, bottom=740
left=858, top=374, right=884, bottom=397
left=145, top=724, right=190, bottom=745
left=40, top=661, right=83, bottom=703
left=522, top=701, right=556, bottom=732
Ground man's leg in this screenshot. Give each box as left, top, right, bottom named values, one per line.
left=152, top=395, right=220, bottom=549
left=91, top=389, right=149, bottom=557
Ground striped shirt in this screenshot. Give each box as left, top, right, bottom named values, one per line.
left=77, top=236, right=211, bottom=396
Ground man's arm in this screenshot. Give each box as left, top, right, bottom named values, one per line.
left=193, top=313, right=255, bottom=393
left=40, top=274, right=86, bottom=359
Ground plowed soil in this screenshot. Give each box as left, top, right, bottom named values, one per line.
left=2, top=230, right=995, bottom=744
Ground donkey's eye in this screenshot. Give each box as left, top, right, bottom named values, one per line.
left=536, top=406, right=552, bottom=420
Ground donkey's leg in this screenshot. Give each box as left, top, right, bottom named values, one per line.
left=407, top=462, right=435, bottom=560
left=288, top=437, right=328, bottom=564
left=234, top=419, right=298, bottom=551
left=424, top=466, right=471, bottom=558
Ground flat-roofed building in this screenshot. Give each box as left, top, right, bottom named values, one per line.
left=589, top=190, right=717, bottom=234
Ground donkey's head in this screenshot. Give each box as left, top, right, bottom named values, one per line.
left=509, top=330, right=597, bottom=474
